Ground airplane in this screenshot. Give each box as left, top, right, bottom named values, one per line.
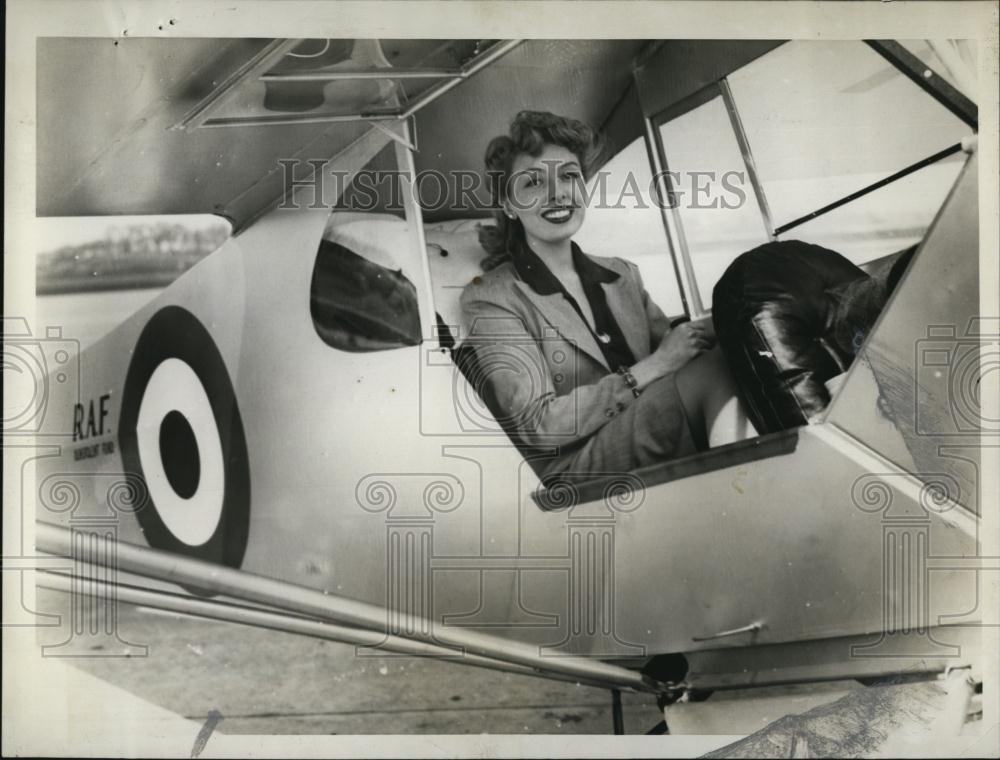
left=22, top=36, right=990, bottom=736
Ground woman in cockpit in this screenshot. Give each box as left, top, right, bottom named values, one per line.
left=459, top=110, right=755, bottom=481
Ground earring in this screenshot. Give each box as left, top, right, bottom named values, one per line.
left=504, top=210, right=516, bottom=220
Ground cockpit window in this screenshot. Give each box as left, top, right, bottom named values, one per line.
left=310, top=238, right=421, bottom=352
left=650, top=40, right=973, bottom=312
left=657, top=95, right=771, bottom=309
left=575, top=137, right=687, bottom=318
left=726, top=40, right=969, bottom=263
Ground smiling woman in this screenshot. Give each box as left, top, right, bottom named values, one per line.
left=459, top=111, right=756, bottom=482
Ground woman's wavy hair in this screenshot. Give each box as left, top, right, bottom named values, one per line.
left=478, top=111, right=606, bottom=271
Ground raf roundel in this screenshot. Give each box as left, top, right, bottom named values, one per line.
left=118, top=306, right=251, bottom=570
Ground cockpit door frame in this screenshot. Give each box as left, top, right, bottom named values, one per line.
left=392, top=117, right=440, bottom=344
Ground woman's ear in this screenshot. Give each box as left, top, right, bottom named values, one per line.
left=502, top=203, right=516, bottom=221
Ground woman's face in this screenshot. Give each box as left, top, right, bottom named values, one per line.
left=506, top=143, right=586, bottom=249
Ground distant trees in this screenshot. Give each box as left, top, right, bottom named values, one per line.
left=37, top=222, right=230, bottom=294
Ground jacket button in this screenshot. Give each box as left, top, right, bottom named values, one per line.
left=616, top=401, right=627, bottom=412
left=604, top=408, right=615, bottom=418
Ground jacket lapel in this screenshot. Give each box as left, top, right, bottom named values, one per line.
left=602, top=275, right=649, bottom=360
left=513, top=280, right=608, bottom=369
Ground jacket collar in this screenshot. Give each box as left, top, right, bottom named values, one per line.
left=511, top=241, right=620, bottom=295
left=510, top=242, right=640, bottom=369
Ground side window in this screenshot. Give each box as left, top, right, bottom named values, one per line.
left=656, top=95, right=770, bottom=309
left=727, top=40, right=970, bottom=265
left=310, top=238, right=421, bottom=351
left=650, top=40, right=974, bottom=308
left=574, top=137, right=685, bottom=318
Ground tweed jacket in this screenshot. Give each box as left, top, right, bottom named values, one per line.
left=458, top=252, right=672, bottom=448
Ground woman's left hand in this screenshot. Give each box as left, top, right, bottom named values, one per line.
left=647, top=319, right=715, bottom=376
left=689, top=315, right=717, bottom=342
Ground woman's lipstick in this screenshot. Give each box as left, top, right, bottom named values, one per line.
left=541, top=206, right=574, bottom=224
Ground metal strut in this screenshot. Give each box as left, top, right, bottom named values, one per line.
left=35, top=522, right=664, bottom=696
left=611, top=689, right=625, bottom=735
left=773, top=143, right=964, bottom=236
left=865, top=40, right=978, bottom=129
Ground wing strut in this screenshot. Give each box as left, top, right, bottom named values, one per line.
left=35, top=521, right=664, bottom=696
left=36, top=570, right=632, bottom=693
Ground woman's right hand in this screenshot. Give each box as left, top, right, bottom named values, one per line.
left=652, top=320, right=715, bottom=373
left=628, top=318, right=716, bottom=391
